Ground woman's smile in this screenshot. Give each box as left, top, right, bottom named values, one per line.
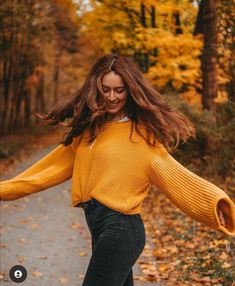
left=106, top=101, right=121, bottom=108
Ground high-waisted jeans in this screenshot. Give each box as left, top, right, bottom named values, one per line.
left=79, top=197, right=146, bottom=286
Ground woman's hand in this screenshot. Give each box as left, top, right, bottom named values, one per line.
left=218, top=207, right=226, bottom=227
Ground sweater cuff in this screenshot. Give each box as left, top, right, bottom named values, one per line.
left=215, top=197, right=235, bottom=236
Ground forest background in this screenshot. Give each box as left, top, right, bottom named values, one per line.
left=0, top=0, right=235, bottom=285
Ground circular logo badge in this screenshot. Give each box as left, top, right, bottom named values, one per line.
left=9, top=265, right=27, bottom=283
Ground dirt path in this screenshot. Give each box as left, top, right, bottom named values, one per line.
left=0, top=145, right=163, bottom=286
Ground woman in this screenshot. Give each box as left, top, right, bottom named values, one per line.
left=1, top=54, right=235, bottom=286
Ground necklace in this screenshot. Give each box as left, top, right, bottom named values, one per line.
left=111, top=114, right=128, bottom=122
left=89, top=140, right=96, bottom=149
left=118, top=115, right=129, bottom=122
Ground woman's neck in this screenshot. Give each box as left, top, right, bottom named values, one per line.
left=106, top=113, right=128, bottom=122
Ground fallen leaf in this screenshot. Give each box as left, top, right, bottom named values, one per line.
left=70, top=223, right=81, bottom=230
left=18, top=238, right=26, bottom=244
left=221, top=262, right=232, bottom=268
left=39, top=256, right=48, bottom=260
left=153, top=249, right=167, bottom=259
left=18, top=256, right=27, bottom=263
left=32, top=271, right=43, bottom=277
left=31, top=224, right=40, bottom=229
left=145, top=273, right=159, bottom=281
left=219, top=251, right=229, bottom=260
left=200, top=276, right=211, bottom=283
left=59, top=276, right=68, bottom=284
left=159, top=263, right=169, bottom=272
left=79, top=251, right=87, bottom=256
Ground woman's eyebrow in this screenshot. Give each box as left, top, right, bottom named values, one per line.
left=102, top=84, right=125, bottom=88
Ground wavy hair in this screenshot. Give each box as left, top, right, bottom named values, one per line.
left=37, top=53, right=196, bottom=153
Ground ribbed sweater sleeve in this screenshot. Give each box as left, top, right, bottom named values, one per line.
left=148, top=144, right=235, bottom=236
left=0, top=141, right=76, bottom=201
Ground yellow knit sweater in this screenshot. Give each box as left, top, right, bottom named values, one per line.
left=1, top=120, right=235, bottom=236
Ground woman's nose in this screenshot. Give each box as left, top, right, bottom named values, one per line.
left=108, top=90, right=116, bottom=101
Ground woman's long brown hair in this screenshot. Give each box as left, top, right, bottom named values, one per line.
left=37, top=53, right=196, bottom=153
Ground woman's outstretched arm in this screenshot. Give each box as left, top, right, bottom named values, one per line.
left=148, top=143, right=235, bottom=236
left=0, top=139, right=78, bottom=201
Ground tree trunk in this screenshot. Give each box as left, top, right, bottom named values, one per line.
left=11, top=33, right=27, bottom=132
left=140, top=3, right=147, bottom=27
left=143, top=53, right=149, bottom=72
left=173, top=11, right=183, bottom=35
left=150, top=6, right=156, bottom=28
left=201, top=0, right=218, bottom=110
left=140, top=3, right=149, bottom=72
left=12, top=79, right=25, bottom=131
left=53, top=47, right=62, bottom=104
left=194, top=0, right=203, bottom=35
left=150, top=5, right=157, bottom=67
left=1, top=0, right=15, bottom=134
left=227, top=57, right=235, bottom=102
left=35, top=71, right=46, bottom=124
left=23, top=89, right=31, bottom=127
left=2, top=55, right=13, bottom=133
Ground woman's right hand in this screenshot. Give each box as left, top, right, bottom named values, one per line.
left=218, top=207, right=226, bottom=227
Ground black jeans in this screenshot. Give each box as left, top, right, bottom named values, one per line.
left=79, top=198, right=146, bottom=286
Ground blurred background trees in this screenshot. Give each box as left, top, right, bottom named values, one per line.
left=0, top=0, right=234, bottom=181
left=0, top=0, right=98, bottom=133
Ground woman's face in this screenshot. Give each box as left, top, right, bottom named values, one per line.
left=100, top=71, right=128, bottom=120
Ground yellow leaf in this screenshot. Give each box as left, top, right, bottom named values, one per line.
left=219, top=251, right=229, bottom=260
left=31, top=224, right=40, bottom=229
left=32, top=271, right=43, bottom=277
left=79, top=251, right=87, bottom=257
left=18, top=256, right=27, bottom=263
left=222, top=262, right=232, bottom=268
left=39, top=256, right=48, bottom=260
left=59, top=276, right=69, bottom=284
left=18, top=238, right=26, bottom=244
left=70, top=223, right=81, bottom=230
left=159, top=263, right=168, bottom=272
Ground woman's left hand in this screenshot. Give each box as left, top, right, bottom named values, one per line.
left=218, top=207, right=226, bottom=227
